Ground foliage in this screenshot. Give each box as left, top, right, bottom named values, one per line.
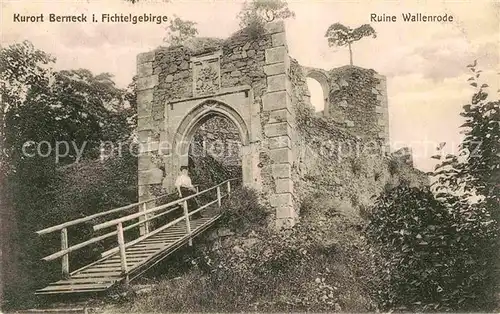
left=164, top=15, right=198, bottom=46
left=217, top=187, right=269, bottom=233
left=117, top=189, right=377, bottom=312
left=366, top=63, right=499, bottom=312
left=238, top=0, right=295, bottom=38
left=0, top=41, right=137, bottom=309
left=325, top=23, right=376, bottom=65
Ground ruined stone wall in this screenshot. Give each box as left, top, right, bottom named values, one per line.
left=290, top=58, right=428, bottom=218
left=136, top=21, right=421, bottom=229
left=136, top=21, right=299, bottom=229
left=191, top=116, right=242, bottom=168
left=303, top=65, right=390, bottom=147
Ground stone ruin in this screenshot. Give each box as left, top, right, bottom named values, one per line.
left=136, top=21, right=393, bottom=228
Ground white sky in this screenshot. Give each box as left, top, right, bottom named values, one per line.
left=1, top=0, right=499, bottom=171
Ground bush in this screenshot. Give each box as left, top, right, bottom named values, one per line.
left=115, top=189, right=377, bottom=312
left=366, top=185, right=498, bottom=311
left=217, top=187, right=270, bottom=233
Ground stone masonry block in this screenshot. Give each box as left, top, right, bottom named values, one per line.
left=269, top=136, right=291, bottom=149
left=264, top=122, right=291, bottom=138
left=138, top=155, right=154, bottom=171
left=138, top=168, right=163, bottom=185
left=377, top=118, right=386, bottom=126
left=270, top=193, right=293, bottom=208
left=140, top=141, right=159, bottom=153
left=269, top=109, right=292, bottom=124
left=375, top=106, right=384, bottom=114
left=138, top=116, right=153, bottom=131
left=267, top=74, right=287, bottom=92
left=138, top=101, right=152, bottom=117
left=138, top=130, right=151, bottom=143
left=272, top=164, right=291, bottom=178
left=272, top=32, right=287, bottom=47
left=264, top=63, right=286, bottom=76
left=137, top=90, right=154, bottom=104
left=264, top=20, right=285, bottom=34
left=262, top=91, right=291, bottom=112
left=276, top=217, right=296, bottom=229
left=276, top=205, right=296, bottom=219
left=137, top=75, right=159, bottom=91
left=137, top=51, right=155, bottom=64
left=276, top=178, right=293, bottom=193
left=137, top=62, right=153, bottom=77
left=269, top=147, right=292, bottom=164
left=265, top=46, right=287, bottom=65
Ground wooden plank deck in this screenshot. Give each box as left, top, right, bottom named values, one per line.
left=35, top=215, right=219, bottom=295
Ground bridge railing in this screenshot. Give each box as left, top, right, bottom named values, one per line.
left=35, top=192, right=177, bottom=279
left=35, top=178, right=238, bottom=281
left=92, top=178, right=237, bottom=281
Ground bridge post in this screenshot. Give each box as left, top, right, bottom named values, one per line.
left=117, top=222, right=129, bottom=285
left=217, top=186, right=221, bottom=207
left=139, top=202, right=150, bottom=235
left=183, top=200, right=192, bottom=246
left=61, top=228, right=69, bottom=279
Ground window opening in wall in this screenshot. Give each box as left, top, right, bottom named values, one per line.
left=306, top=77, right=325, bottom=112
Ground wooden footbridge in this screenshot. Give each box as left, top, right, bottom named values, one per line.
left=34, top=179, right=237, bottom=295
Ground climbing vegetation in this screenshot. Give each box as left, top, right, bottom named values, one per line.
left=366, top=63, right=499, bottom=312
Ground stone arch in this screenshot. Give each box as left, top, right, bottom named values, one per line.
left=304, top=68, right=330, bottom=116
left=173, top=99, right=250, bottom=161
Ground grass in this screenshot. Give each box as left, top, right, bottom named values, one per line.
left=105, top=188, right=378, bottom=313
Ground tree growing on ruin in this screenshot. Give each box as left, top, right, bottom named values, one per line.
left=164, top=15, right=198, bottom=46
left=238, top=0, right=295, bottom=37
left=325, top=23, right=376, bottom=66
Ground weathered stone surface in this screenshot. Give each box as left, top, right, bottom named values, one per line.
left=338, top=100, right=348, bottom=108
left=269, top=136, right=291, bottom=149
left=375, top=106, right=384, bottom=114
left=265, top=46, right=287, bottom=64
left=138, top=130, right=151, bottom=143
left=276, top=205, right=295, bottom=219
left=230, top=70, right=241, bottom=77
left=269, top=147, right=292, bottom=163
left=137, top=116, right=153, bottom=131
left=276, top=217, right=295, bottom=229
left=137, top=97, right=153, bottom=116
left=377, top=118, right=386, bottom=126
left=263, top=63, right=286, bottom=76
left=166, top=75, right=174, bottom=82
left=137, top=90, right=154, bottom=104
left=345, top=120, right=354, bottom=127
left=138, top=155, right=153, bottom=171
left=138, top=168, right=163, bottom=185
left=137, top=62, right=153, bottom=77
left=264, top=122, right=291, bottom=138
left=262, top=91, right=291, bottom=111
left=140, top=141, right=159, bottom=153
left=264, top=20, right=285, bottom=34
left=137, top=75, right=159, bottom=91
left=268, top=109, right=292, bottom=124
left=267, top=74, right=286, bottom=92
left=272, top=32, right=287, bottom=47
left=272, top=164, right=291, bottom=178
left=137, top=51, right=155, bottom=64
left=276, top=178, right=293, bottom=193
left=270, top=193, right=293, bottom=207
